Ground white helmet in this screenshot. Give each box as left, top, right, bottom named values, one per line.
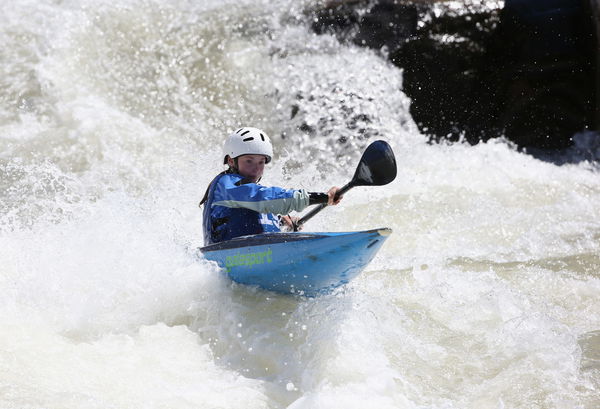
left=223, top=127, right=273, bottom=164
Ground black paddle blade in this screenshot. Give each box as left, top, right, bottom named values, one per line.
left=351, top=140, right=397, bottom=187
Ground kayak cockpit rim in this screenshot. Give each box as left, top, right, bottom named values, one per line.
left=199, top=232, right=320, bottom=253
left=199, top=228, right=393, bottom=253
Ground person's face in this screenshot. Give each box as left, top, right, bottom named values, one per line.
left=229, top=154, right=267, bottom=182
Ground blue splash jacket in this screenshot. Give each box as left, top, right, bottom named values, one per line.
left=202, top=172, right=310, bottom=245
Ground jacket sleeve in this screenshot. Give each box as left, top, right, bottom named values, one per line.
left=212, top=176, right=310, bottom=215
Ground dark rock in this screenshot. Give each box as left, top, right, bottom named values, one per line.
left=309, top=0, right=599, bottom=151
left=391, top=7, right=504, bottom=144
left=586, top=0, right=600, bottom=131
left=312, top=0, right=420, bottom=53
left=494, top=0, right=597, bottom=149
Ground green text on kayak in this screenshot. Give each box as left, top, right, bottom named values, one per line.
left=225, top=249, right=273, bottom=271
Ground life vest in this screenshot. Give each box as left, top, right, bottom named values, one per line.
left=200, top=172, right=303, bottom=245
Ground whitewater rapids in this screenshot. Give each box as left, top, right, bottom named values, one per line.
left=1, top=1, right=599, bottom=408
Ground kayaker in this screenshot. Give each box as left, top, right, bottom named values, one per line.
left=200, top=127, right=342, bottom=245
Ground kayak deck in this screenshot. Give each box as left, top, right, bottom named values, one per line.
left=200, top=228, right=391, bottom=296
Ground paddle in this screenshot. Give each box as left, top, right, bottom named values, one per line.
left=295, top=140, right=397, bottom=230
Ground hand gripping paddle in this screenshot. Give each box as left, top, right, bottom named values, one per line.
left=296, top=140, right=397, bottom=229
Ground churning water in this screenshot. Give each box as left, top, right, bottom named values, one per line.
left=1, top=1, right=599, bottom=408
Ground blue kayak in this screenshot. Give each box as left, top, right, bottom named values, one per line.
left=199, top=228, right=392, bottom=296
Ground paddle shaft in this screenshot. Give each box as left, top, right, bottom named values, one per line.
left=296, top=182, right=355, bottom=228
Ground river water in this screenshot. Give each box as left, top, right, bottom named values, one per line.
left=1, top=1, right=599, bottom=408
